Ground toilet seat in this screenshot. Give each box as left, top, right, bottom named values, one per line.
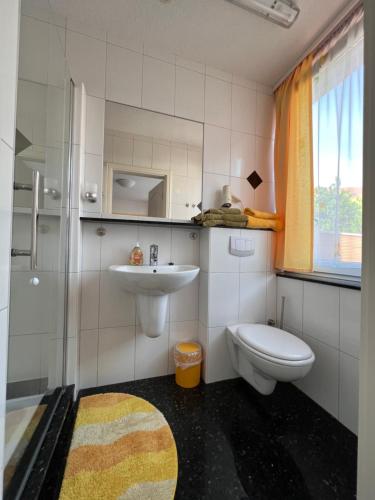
left=237, top=324, right=313, bottom=363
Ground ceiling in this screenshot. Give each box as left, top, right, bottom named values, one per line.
left=48, top=0, right=355, bottom=85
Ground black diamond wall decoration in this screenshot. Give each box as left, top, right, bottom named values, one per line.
left=247, top=170, right=263, bottom=189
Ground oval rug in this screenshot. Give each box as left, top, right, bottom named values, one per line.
left=59, top=393, right=178, bottom=500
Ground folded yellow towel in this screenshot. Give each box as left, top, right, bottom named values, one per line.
left=244, top=208, right=279, bottom=220
left=246, top=215, right=284, bottom=232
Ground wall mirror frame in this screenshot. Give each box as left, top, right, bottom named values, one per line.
left=103, top=101, right=203, bottom=221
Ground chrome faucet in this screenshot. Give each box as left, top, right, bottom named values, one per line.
left=150, top=244, right=158, bottom=266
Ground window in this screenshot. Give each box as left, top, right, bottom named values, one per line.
left=312, top=21, right=364, bottom=276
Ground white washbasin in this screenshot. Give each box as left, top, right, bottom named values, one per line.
left=109, top=264, right=200, bottom=338
left=109, top=264, right=199, bottom=296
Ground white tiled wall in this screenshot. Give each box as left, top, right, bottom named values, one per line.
left=277, top=277, right=360, bottom=434
left=199, top=228, right=276, bottom=383
left=0, top=0, right=20, bottom=491
left=79, top=222, right=200, bottom=388
left=51, top=18, right=276, bottom=215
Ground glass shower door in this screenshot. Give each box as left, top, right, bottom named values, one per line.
left=3, top=6, right=72, bottom=496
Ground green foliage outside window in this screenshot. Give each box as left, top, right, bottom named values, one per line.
left=315, top=183, right=362, bottom=234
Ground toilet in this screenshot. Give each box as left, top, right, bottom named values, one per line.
left=227, top=324, right=315, bottom=395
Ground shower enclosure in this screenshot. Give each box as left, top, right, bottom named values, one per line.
left=3, top=4, right=73, bottom=497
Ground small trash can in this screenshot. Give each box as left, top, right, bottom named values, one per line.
left=174, top=342, right=202, bottom=389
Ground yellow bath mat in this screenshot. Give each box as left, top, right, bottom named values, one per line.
left=59, top=393, right=178, bottom=500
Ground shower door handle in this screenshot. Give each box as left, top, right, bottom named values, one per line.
left=11, top=170, right=40, bottom=270
left=30, top=170, right=40, bottom=270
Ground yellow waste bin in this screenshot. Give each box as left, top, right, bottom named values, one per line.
left=174, top=342, right=202, bottom=389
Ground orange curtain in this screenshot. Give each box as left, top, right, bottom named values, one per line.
left=274, top=54, right=314, bottom=272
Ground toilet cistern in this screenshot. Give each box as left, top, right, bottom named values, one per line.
left=150, top=244, right=158, bottom=266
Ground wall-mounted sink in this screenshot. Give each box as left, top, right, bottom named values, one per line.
left=109, top=265, right=200, bottom=338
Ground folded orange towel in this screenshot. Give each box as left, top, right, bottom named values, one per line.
left=246, top=215, right=284, bottom=232
left=244, top=208, right=279, bottom=220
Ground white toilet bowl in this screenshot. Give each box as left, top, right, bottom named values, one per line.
left=227, top=323, right=315, bottom=395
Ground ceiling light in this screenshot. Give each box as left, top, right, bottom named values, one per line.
left=225, top=0, right=300, bottom=28
left=116, top=178, right=136, bottom=188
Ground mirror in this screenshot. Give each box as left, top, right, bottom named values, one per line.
left=104, top=101, right=203, bottom=220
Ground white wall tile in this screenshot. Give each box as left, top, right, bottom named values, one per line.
left=208, top=273, right=239, bottom=327
left=232, top=75, right=256, bottom=90
left=171, top=228, right=200, bottom=265
left=85, top=96, right=105, bottom=155
left=266, top=272, right=277, bottom=323
left=205, top=66, right=232, bottom=83
left=230, top=131, right=255, bottom=179
left=152, top=143, right=170, bottom=171
left=10, top=271, right=57, bottom=335
left=209, top=228, right=240, bottom=273
left=133, top=138, right=152, bottom=168
left=175, top=56, right=204, bottom=74
left=18, top=16, right=49, bottom=85
left=175, top=66, right=204, bottom=122
left=202, top=173, right=229, bottom=210
left=254, top=182, right=275, bottom=212
left=80, top=271, right=100, bottom=330
left=99, top=270, right=136, bottom=328
left=8, top=334, right=43, bottom=382
left=0, top=0, right=19, bottom=147
left=113, top=135, right=133, bottom=165
left=143, top=45, right=174, bottom=64
left=255, top=136, right=274, bottom=183
left=276, top=277, right=303, bottom=335
left=339, top=352, right=359, bottom=434
left=135, top=324, right=169, bottom=379
left=170, top=279, right=199, bottom=323
left=205, top=326, right=237, bottom=383
left=239, top=230, right=268, bottom=273
left=106, top=31, right=143, bottom=54
left=203, top=125, right=230, bottom=175
left=171, top=145, right=188, bottom=176
left=98, top=326, right=135, bottom=385
left=239, top=273, right=267, bottom=324
left=340, top=289, right=361, bottom=358
left=303, top=282, right=340, bottom=348
left=67, top=18, right=106, bottom=41
left=198, top=271, right=209, bottom=327
left=100, top=223, right=139, bottom=269
left=106, top=44, right=142, bottom=106
left=295, top=335, right=339, bottom=418
left=142, top=56, right=175, bottom=115
left=66, top=30, right=106, bottom=98
left=256, top=93, right=275, bottom=139
left=231, top=85, right=256, bottom=134
left=229, top=176, right=254, bottom=209
left=79, top=329, right=98, bottom=389
left=81, top=223, right=101, bottom=271
left=199, top=230, right=209, bottom=273
left=204, top=76, right=231, bottom=128
left=168, top=320, right=199, bottom=373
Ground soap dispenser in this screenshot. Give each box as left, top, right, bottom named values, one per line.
left=129, top=243, right=144, bottom=266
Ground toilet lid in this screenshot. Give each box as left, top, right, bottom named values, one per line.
left=238, top=325, right=313, bottom=361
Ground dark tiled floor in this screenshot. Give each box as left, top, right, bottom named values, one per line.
left=70, top=376, right=357, bottom=500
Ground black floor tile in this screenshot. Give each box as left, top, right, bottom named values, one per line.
left=76, top=376, right=357, bottom=500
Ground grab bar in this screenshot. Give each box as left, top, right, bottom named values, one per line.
left=30, top=170, right=39, bottom=269
left=11, top=170, right=40, bottom=270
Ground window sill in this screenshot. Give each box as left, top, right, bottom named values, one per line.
left=276, top=270, right=361, bottom=290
